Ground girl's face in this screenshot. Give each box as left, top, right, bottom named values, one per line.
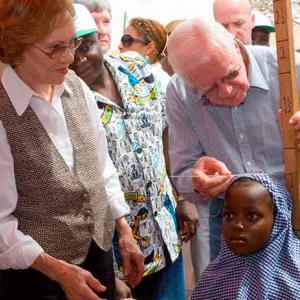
left=223, top=184, right=274, bottom=255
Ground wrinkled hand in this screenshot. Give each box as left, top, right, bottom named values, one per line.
left=192, top=156, right=233, bottom=200
left=176, top=200, right=199, bottom=242
left=117, top=218, right=144, bottom=288
left=56, top=262, right=106, bottom=300
left=115, top=277, right=132, bottom=300
left=289, top=111, right=300, bottom=148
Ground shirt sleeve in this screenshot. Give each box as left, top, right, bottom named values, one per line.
left=80, top=79, right=130, bottom=219
left=0, top=121, right=44, bottom=269
left=166, top=77, right=206, bottom=204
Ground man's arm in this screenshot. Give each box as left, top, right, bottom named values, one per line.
left=166, top=78, right=232, bottom=201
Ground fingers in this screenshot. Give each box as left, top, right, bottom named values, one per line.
left=180, top=220, right=198, bottom=242
left=195, top=156, right=231, bottom=176
left=86, top=272, right=106, bottom=294
left=192, top=169, right=233, bottom=199
left=126, top=254, right=144, bottom=288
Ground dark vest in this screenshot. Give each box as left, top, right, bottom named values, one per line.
left=0, top=71, right=114, bottom=264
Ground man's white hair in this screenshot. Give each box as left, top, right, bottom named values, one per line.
left=167, top=18, right=237, bottom=85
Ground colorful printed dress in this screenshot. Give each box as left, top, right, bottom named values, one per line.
left=95, top=51, right=181, bottom=276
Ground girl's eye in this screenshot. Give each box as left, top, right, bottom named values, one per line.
left=247, top=212, right=259, bottom=221
left=224, top=212, right=234, bottom=220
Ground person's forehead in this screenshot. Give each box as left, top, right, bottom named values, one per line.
left=124, top=25, right=141, bottom=38
left=214, top=1, right=251, bottom=22
left=190, top=49, right=238, bottom=82
left=92, top=10, right=111, bottom=20
left=227, top=184, right=271, bottom=206
left=44, top=16, right=75, bottom=44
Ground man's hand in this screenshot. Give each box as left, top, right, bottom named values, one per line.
left=192, top=156, right=233, bottom=200
left=31, top=253, right=106, bottom=300
left=115, top=277, right=132, bottom=300
left=289, top=111, right=300, bottom=148
left=176, top=200, right=199, bottom=242
left=116, top=217, right=144, bottom=288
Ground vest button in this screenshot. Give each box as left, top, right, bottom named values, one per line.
left=88, top=224, right=95, bottom=234
left=81, top=192, right=89, bottom=201
left=85, top=209, right=92, bottom=217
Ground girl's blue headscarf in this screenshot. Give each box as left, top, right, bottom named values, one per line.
left=191, top=172, right=300, bottom=300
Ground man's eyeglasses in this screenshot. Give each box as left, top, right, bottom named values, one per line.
left=120, top=34, right=148, bottom=47
left=197, top=65, right=241, bottom=96
left=33, top=38, right=83, bottom=59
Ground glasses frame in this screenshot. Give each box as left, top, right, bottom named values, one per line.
left=120, top=34, right=149, bottom=48
left=33, top=38, right=83, bottom=59
left=196, top=64, right=242, bottom=97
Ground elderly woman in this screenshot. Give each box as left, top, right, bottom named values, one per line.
left=73, top=0, right=112, bottom=53
left=0, top=1, right=143, bottom=299
left=118, top=17, right=170, bottom=91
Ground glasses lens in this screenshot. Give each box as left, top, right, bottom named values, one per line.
left=121, top=34, right=133, bottom=47
left=50, top=46, right=67, bottom=59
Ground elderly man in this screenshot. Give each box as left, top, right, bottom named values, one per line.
left=166, top=18, right=300, bottom=260
left=213, top=0, right=254, bottom=45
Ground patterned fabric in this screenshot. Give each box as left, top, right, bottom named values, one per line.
left=0, top=71, right=114, bottom=264
left=191, top=173, right=300, bottom=300
left=96, top=51, right=181, bottom=276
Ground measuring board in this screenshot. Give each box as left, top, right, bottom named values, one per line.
left=273, top=0, right=300, bottom=237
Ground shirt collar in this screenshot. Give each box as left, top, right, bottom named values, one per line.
left=1, top=65, right=69, bottom=116
left=246, top=46, right=269, bottom=91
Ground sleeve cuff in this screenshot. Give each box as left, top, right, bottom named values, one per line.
left=109, top=195, right=130, bottom=220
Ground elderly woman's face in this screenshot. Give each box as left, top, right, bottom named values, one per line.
left=91, top=9, right=112, bottom=54
left=16, top=15, right=75, bottom=86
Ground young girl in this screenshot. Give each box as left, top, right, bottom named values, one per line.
left=191, top=173, right=300, bottom=299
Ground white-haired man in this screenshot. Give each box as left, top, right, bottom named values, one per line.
left=166, top=18, right=300, bottom=260
left=214, top=0, right=254, bottom=45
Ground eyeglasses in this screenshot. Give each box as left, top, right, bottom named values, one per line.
left=120, top=34, right=148, bottom=47
left=197, top=65, right=241, bottom=97
left=33, top=38, right=83, bottom=59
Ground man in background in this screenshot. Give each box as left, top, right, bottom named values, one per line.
left=252, top=10, right=275, bottom=46
left=213, top=0, right=254, bottom=45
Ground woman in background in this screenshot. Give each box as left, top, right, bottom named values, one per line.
left=118, top=17, right=170, bottom=91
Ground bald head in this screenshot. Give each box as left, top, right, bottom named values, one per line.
left=168, top=19, right=236, bottom=86
left=213, top=0, right=254, bottom=44
left=168, top=19, right=250, bottom=107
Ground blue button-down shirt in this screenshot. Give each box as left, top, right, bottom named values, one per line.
left=166, top=45, right=300, bottom=202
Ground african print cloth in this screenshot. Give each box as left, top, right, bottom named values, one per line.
left=95, top=51, right=181, bottom=277
left=192, top=172, right=300, bottom=300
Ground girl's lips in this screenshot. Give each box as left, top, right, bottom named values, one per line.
left=230, top=236, right=246, bottom=244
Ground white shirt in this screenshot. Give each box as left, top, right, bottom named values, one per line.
left=0, top=65, right=129, bottom=269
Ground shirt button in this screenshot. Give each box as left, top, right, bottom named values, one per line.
left=247, top=161, right=251, bottom=166
left=123, top=113, right=129, bottom=119
left=136, top=147, right=143, bottom=154
left=239, top=134, right=244, bottom=139
left=154, top=211, right=158, bottom=217
left=81, top=192, right=89, bottom=201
